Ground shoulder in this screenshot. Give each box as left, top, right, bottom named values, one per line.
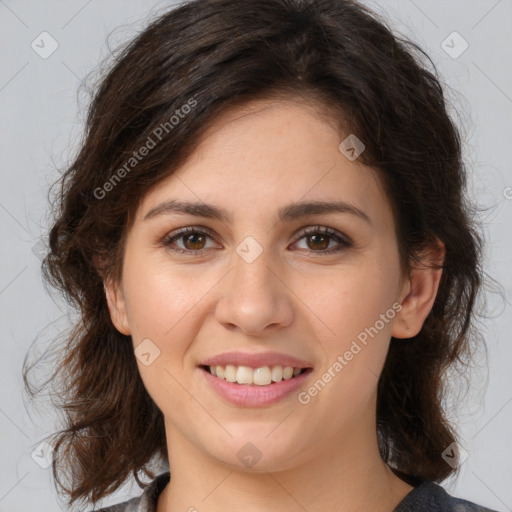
left=394, top=481, right=500, bottom=512
left=89, top=472, right=171, bottom=512
left=93, top=496, right=142, bottom=512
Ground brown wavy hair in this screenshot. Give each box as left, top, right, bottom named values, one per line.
left=24, top=0, right=487, bottom=508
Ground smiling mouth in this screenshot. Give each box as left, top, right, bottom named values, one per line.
left=200, top=364, right=311, bottom=386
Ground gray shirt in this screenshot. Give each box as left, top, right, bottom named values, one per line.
left=91, top=472, right=499, bottom=512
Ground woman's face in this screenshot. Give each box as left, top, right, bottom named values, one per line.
left=107, top=98, right=414, bottom=471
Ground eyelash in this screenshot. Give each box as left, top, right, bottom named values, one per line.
left=160, top=226, right=352, bottom=257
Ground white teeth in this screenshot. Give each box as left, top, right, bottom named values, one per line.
left=253, top=366, right=272, bottom=385
left=225, top=364, right=237, bottom=383
left=208, top=364, right=305, bottom=385
left=271, top=365, right=282, bottom=382
left=282, top=366, right=294, bottom=380
left=236, top=366, right=253, bottom=385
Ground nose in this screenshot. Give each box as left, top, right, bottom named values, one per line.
left=214, top=242, right=294, bottom=336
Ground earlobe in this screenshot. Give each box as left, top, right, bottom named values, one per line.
left=104, top=277, right=131, bottom=336
left=392, top=238, right=445, bottom=339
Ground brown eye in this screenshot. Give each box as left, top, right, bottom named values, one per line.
left=182, top=232, right=207, bottom=250
left=162, top=225, right=351, bottom=257
left=161, top=227, right=218, bottom=256
left=306, top=233, right=330, bottom=251
left=293, top=226, right=352, bottom=255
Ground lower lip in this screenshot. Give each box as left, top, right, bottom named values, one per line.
left=200, top=367, right=313, bottom=407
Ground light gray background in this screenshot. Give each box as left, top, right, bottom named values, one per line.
left=1, top=0, right=511, bottom=511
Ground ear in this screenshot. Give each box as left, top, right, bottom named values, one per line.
left=392, top=237, right=445, bottom=339
left=104, top=277, right=131, bottom=336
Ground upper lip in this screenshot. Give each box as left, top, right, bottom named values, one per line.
left=200, top=351, right=313, bottom=369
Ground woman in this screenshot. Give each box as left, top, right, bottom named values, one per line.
left=26, top=0, right=498, bottom=510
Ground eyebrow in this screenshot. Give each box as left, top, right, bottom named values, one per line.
left=143, top=199, right=371, bottom=225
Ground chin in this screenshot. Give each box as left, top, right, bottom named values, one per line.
left=200, top=430, right=308, bottom=472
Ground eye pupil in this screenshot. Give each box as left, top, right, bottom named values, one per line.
left=166, top=227, right=347, bottom=256
left=308, top=234, right=329, bottom=250
left=184, top=233, right=205, bottom=250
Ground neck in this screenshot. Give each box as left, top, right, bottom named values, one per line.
left=157, top=415, right=413, bottom=512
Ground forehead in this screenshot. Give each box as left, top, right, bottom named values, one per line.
left=135, top=98, right=394, bottom=233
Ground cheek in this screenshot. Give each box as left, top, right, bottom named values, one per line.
left=307, top=256, right=400, bottom=368
left=298, top=269, right=398, bottom=431
left=315, top=268, right=397, bottom=332
left=122, top=251, right=209, bottom=340
left=122, top=257, right=205, bottom=404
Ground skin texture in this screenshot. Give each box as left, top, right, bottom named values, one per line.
left=106, top=98, right=444, bottom=512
